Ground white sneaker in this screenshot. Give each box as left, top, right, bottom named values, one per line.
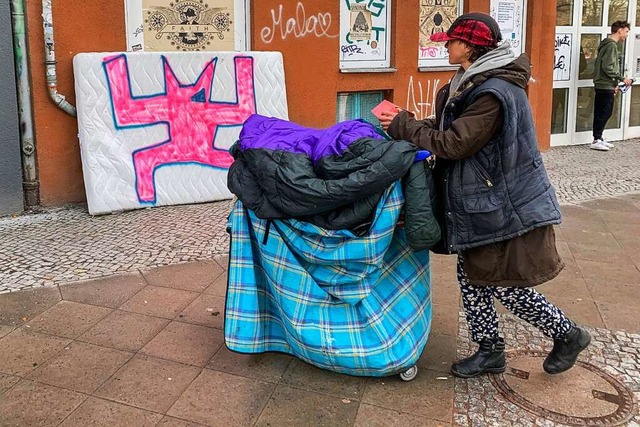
left=590, top=139, right=610, bottom=151
left=602, top=139, right=615, bottom=148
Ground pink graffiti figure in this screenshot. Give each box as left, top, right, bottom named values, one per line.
left=103, top=54, right=256, bottom=203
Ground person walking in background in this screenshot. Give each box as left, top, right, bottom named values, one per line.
left=591, top=20, right=632, bottom=152
left=379, top=13, right=591, bottom=378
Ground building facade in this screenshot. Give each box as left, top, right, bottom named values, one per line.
left=13, top=0, right=557, bottom=208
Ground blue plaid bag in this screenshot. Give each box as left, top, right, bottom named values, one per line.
left=224, top=182, right=432, bottom=376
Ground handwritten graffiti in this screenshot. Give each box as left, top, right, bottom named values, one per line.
left=419, top=46, right=441, bottom=59
left=406, top=76, right=441, bottom=120
left=341, top=45, right=364, bottom=56
left=553, top=33, right=572, bottom=81
left=103, top=54, right=256, bottom=203
left=260, top=2, right=338, bottom=44
left=554, top=34, right=570, bottom=70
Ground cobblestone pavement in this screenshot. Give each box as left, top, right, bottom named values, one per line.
left=542, top=138, right=640, bottom=204
left=454, top=314, right=640, bottom=427
left=0, top=138, right=639, bottom=293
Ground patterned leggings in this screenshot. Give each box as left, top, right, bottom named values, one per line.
left=457, top=257, right=573, bottom=343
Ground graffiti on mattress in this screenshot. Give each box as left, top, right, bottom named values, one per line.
left=102, top=54, right=256, bottom=203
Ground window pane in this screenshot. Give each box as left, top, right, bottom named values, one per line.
left=608, top=0, right=628, bottom=25
left=552, top=89, right=569, bottom=134
left=606, top=90, right=623, bottom=129
left=579, top=34, right=602, bottom=80
left=616, top=39, right=627, bottom=74
left=576, top=87, right=622, bottom=132
left=336, top=92, right=384, bottom=125
left=630, top=86, right=640, bottom=127
left=576, top=87, right=594, bottom=132
left=557, top=0, right=574, bottom=26
left=582, top=0, right=603, bottom=26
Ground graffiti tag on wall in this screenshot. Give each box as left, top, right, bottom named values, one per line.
left=103, top=55, right=256, bottom=203
left=260, top=2, right=338, bottom=44
left=406, top=76, right=441, bottom=120
left=74, top=52, right=288, bottom=215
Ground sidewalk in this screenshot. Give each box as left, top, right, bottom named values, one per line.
left=1, top=141, right=640, bottom=426
left=2, top=140, right=640, bottom=294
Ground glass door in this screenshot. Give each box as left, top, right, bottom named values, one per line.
left=552, top=0, right=639, bottom=146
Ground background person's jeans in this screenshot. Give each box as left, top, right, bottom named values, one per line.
left=592, top=88, right=615, bottom=140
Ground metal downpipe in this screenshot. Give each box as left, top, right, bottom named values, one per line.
left=42, top=0, right=76, bottom=116
left=10, top=0, right=39, bottom=208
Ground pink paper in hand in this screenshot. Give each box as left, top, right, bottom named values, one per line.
left=372, top=100, right=400, bottom=119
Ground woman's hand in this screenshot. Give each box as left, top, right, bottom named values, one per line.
left=379, top=109, right=400, bottom=131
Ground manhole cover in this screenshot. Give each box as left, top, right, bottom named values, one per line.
left=489, top=351, right=637, bottom=426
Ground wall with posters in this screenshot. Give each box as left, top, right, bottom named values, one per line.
left=21, top=0, right=556, bottom=207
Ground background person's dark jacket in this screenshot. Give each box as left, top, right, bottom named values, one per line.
left=593, top=38, right=624, bottom=89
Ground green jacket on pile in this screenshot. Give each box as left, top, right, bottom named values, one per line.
left=593, top=38, right=624, bottom=89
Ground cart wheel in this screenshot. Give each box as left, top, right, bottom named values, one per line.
left=399, top=365, right=418, bottom=381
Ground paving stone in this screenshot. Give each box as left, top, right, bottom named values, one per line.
left=0, top=286, right=61, bottom=325
left=60, top=273, right=147, bottom=308
left=118, top=286, right=199, bottom=319
left=27, top=341, right=133, bottom=394
left=0, top=373, right=20, bottom=394
left=94, top=355, right=200, bottom=413
left=24, top=300, right=112, bottom=339
left=362, top=368, right=455, bottom=422
left=177, top=294, right=226, bottom=329
left=140, top=321, right=224, bottom=367
left=78, top=309, right=170, bottom=352
left=59, top=397, right=164, bottom=427
left=255, top=384, right=360, bottom=427
left=0, top=329, right=71, bottom=376
left=0, top=380, right=86, bottom=427
left=167, top=369, right=274, bottom=427
left=206, top=345, right=292, bottom=383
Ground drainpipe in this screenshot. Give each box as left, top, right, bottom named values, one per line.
left=10, top=0, right=39, bottom=208
left=42, top=0, right=76, bottom=116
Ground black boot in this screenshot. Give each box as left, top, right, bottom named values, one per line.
left=451, top=338, right=506, bottom=378
left=543, top=325, right=591, bottom=374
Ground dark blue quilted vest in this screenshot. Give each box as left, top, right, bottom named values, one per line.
left=439, top=78, right=562, bottom=252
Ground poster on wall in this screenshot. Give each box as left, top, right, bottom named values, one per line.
left=418, top=0, right=463, bottom=68
left=124, top=0, right=248, bottom=51
left=339, top=0, right=392, bottom=70
left=490, top=0, right=526, bottom=56
left=553, top=33, right=572, bottom=81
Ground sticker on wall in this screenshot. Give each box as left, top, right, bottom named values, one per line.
left=73, top=51, right=288, bottom=215
left=490, top=0, right=527, bottom=56
left=418, top=0, right=463, bottom=68
left=124, top=0, right=249, bottom=51
left=339, top=0, right=391, bottom=70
